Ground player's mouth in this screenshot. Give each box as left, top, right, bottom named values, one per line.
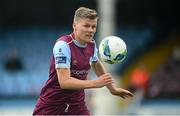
left=85, top=34, right=93, bottom=39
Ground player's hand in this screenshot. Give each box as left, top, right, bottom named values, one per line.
left=95, top=73, right=114, bottom=88
left=110, top=87, right=134, bottom=99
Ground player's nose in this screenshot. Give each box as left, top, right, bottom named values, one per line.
left=88, top=27, right=95, bottom=33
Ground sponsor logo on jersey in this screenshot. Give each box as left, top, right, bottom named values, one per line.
left=71, top=69, right=88, bottom=77
left=56, top=56, right=66, bottom=64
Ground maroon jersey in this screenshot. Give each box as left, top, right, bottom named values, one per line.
left=33, top=33, right=95, bottom=115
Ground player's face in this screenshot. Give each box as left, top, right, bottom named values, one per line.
left=73, top=18, right=97, bottom=45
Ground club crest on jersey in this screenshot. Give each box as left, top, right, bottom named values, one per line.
left=59, top=48, right=62, bottom=52
left=56, top=56, right=66, bottom=64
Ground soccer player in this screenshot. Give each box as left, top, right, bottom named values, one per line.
left=33, top=7, right=133, bottom=115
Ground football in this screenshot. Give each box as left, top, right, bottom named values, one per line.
left=98, top=36, right=127, bottom=64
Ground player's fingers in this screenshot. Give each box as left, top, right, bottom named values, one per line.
left=102, top=73, right=112, bottom=77
left=105, top=78, right=114, bottom=84
left=120, top=95, right=125, bottom=99
left=127, top=92, right=134, bottom=97
left=103, top=77, right=114, bottom=85
left=101, top=76, right=113, bottom=81
left=123, top=92, right=133, bottom=98
left=100, top=80, right=113, bottom=87
left=106, top=73, right=112, bottom=77
left=120, top=92, right=130, bottom=99
left=129, top=93, right=134, bottom=97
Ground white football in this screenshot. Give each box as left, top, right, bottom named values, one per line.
left=99, top=36, right=127, bottom=64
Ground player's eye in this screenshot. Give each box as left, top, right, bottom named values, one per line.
left=83, top=25, right=90, bottom=28
left=92, top=25, right=97, bottom=29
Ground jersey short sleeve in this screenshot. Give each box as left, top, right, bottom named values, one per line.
left=53, top=41, right=71, bottom=68
left=90, top=43, right=99, bottom=63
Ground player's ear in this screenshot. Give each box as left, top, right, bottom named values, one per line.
left=73, top=22, right=76, bottom=30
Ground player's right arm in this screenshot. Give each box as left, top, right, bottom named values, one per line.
left=56, top=68, right=113, bottom=90
left=54, top=40, right=113, bottom=90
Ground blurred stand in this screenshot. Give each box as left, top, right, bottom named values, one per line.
left=148, top=47, right=180, bottom=99
left=4, top=49, right=24, bottom=72
left=1, top=49, right=25, bottom=98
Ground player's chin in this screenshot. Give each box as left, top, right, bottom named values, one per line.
left=87, top=39, right=94, bottom=43
left=85, top=37, right=93, bottom=43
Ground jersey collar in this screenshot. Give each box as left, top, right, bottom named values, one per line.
left=70, top=33, right=87, bottom=48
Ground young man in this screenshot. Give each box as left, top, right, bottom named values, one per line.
left=33, top=7, right=133, bottom=115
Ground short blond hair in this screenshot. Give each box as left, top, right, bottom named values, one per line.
left=74, top=7, right=98, bottom=21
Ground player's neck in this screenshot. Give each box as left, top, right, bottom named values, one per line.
left=73, top=32, right=87, bottom=46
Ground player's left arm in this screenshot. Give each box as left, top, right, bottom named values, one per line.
left=91, top=60, right=133, bottom=99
